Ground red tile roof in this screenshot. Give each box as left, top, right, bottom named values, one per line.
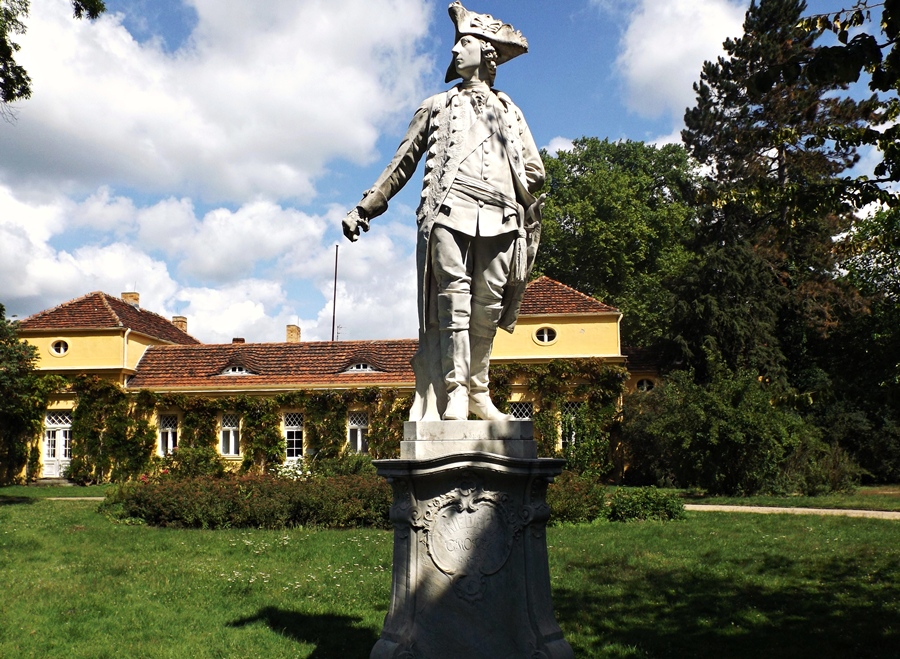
left=18, top=292, right=200, bottom=345
left=128, top=339, right=418, bottom=390
left=519, top=276, right=618, bottom=315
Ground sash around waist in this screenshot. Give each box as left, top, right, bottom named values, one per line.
left=449, top=174, right=518, bottom=213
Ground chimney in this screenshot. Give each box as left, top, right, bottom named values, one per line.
left=232, top=338, right=245, bottom=344
left=286, top=324, right=301, bottom=343
left=122, top=291, right=140, bottom=307
left=172, top=316, right=188, bottom=333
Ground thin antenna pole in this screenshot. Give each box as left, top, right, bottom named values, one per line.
left=332, top=244, right=339, bottom=341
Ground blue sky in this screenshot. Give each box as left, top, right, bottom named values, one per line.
left=0, top=0, right=855, bottom=343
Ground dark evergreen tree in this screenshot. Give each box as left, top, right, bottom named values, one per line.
left=674, top=0, right=879, bottom=385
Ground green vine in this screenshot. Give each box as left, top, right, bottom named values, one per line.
left=60, top=358, right=626, bottom=482
left=68, top=376, right=156, bottom=484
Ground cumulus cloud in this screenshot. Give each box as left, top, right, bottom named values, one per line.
left=615, top=0, right=745, bottom=121
left=5, top=0, right=433, bottom=203
left=543, top=136, right=574, bottom=157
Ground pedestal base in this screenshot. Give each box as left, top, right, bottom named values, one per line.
left=371, top=448, right=574, bottom=659
left=401, top=420, right=537, bottom=460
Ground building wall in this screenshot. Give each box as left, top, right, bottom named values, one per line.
left=492, top=314, right=622, bottom=361
left=27, top=330, right=126, bottom=372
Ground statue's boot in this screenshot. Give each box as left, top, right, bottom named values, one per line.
left=438, top=291, right=471, bottom=421
left=469, top=334, right=513, bottom=421
left=468, top=297, right=514, bottom=421
left=441, top=329, right=470, bottom=420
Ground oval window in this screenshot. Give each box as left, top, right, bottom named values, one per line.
left=51, top=340, right=69, bottom=356
left=534, top=327, right=557, bottom=345
left=636, top=379, right=655, bottom=392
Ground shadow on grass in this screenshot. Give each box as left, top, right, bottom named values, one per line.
left=554, top=552, right=900, bottom=658
left=0, top=496, right=36, bottom=506
left=227, top=607, right=378, bottom=658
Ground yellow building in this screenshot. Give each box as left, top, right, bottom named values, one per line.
left=18, top=277, right=655, bottom=478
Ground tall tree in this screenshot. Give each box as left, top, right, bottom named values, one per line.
left=674, top=0, right=879, bottom=385
left=1, top=0, right=105, bottom=110
left=0, top=304, right=59, bottom=484
left=536, top=138, right=696, bottom=348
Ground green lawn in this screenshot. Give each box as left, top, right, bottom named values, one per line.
left=1, top=496, right=898, bottom=658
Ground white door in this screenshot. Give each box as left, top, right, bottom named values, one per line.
left=43, top=413, right=72, bottom=478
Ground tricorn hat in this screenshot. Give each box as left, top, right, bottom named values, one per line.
left=444, top=2, right=528, bottom=83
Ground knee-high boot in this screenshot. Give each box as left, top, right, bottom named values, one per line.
left=468, top=333, right=513, bottom=421
left=438, top=291, right=472, bottom=421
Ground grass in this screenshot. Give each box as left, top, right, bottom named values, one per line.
left=685, top=485, right=900, bottom=512
left=1, top=495, right=899, bottom=657
left=0, top=485, right=111, bottom=499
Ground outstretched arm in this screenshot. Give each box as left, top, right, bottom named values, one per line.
left=342, top=98, right=433, bottom=241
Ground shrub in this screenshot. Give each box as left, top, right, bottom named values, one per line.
left=306, top=452, right=376, bottom=477
left=546, top=470, right=607, bottom=524
left=617, top=366, right=861, bottom=495
left=104, top=473, right=391, bottom=530
left=608, top=487, right=684, bottom=522
left=157, top=446, right=227, bottom=479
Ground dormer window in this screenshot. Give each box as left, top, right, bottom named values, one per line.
left=221, top=365, right=251, bottom=375
left=344, top=363, right=378, bottom=373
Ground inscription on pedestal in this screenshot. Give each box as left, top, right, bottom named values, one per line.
left=414, top=472, right=521, bottom=602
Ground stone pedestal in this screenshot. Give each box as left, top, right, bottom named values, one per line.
left=371, top=421, right=574, bottom=659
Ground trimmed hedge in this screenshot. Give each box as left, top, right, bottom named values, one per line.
left=608, top=487, right=685, bottom=522
left=104, top=473, right=392, bottom=529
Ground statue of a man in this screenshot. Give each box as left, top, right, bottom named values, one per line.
left=343, top=2, right=544, bottom=422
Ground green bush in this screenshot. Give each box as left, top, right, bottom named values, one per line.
left=157, top=446, right=226, bottom=479
left=546, top=470, right=607, bottom=524
left=608, top=487, right=684, bottom=522
left=104, top=473, right=391, bottom=530
left=305, top=452, right=377, bottom=477
left=617, top=366, right=861, bottom=495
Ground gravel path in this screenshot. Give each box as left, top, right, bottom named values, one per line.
left=685, top=504, right=900, bottom=520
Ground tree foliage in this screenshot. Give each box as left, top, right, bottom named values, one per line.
left=536, top=138, right=697, bottom=347
left=1, top=0, right=105, bottom=108
left=0, top=304, right=61, bottom=484
left=674, top=0, right=877, bottom=385
left=617, top=364, right=859, bottom=495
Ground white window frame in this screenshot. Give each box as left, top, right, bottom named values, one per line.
left=347, top=411, right=369, bottom=454
left=158, top=414, right=178, bottom=455
left=221, top=413, right=241, bottom=456
left=533, top=326, right=558, bottom=346
left=508, top=401, right=533, bottom=420
left=561, top=401, right=584, bottom=450
left=43, top=412, right=72, bottom=477
left=284, top=412, right=303, bottom=461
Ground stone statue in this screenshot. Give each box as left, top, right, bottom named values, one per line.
left=343, top=2, right=545, bottom=422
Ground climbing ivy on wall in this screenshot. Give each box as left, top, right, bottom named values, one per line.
left=68, top=376, right=156, bottom=484
left=61, top=359, right=627, bottom=482
left=493, top=359, right=628, bottom=467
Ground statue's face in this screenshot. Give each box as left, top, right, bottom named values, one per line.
left=452, top=35, right=482, bottom=79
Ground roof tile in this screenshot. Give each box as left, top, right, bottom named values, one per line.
left=519, top=277, right=618, bottom=315
left=128, top=339, right=418, bottom=389
left=19, top=292, right=200, bottom=345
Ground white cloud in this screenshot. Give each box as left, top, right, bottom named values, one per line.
left=173, top=280, right=290, bottom=344
left=615, top=0, right=745, bottom=121
left=5, top=0, right=434, bottom=203
left=178, top=201, right=326, bottom=283
left=543, top=136, right=574, bottom=156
